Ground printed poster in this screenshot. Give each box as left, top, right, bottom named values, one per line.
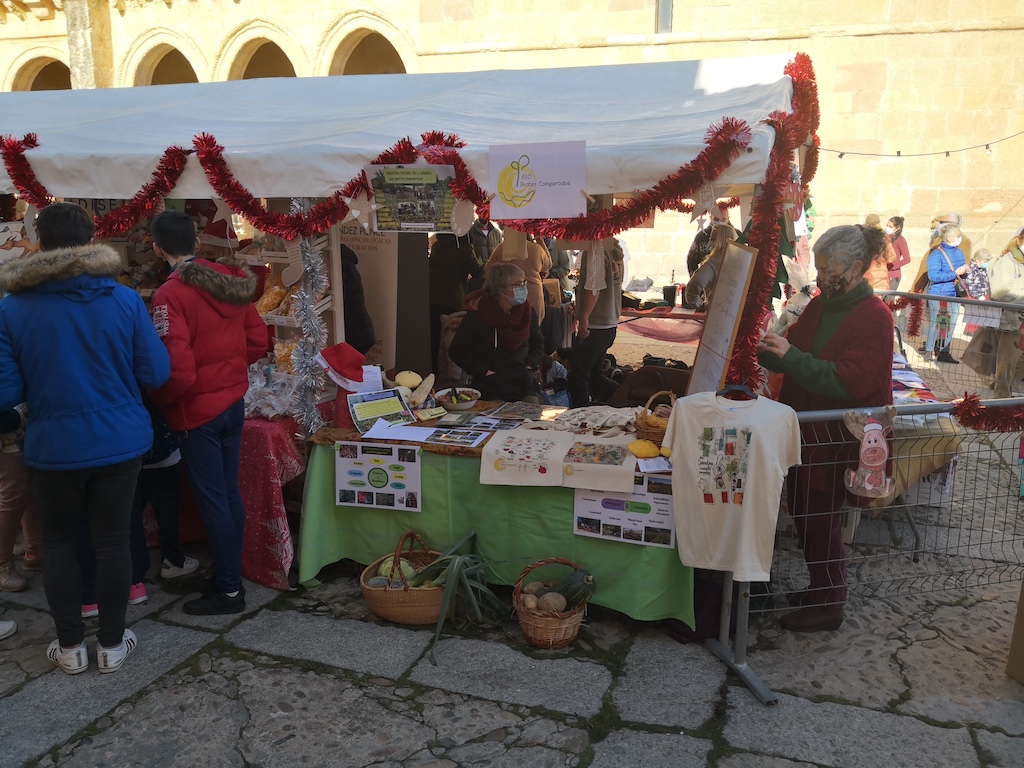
left=335, top=441, right=422, bottom=511
left=365, top=165, right=457, bottom=232
left=574, top=473, right=675, bottom=548
left=488, top=141, right=587, bottom=220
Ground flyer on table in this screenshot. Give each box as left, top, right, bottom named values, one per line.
left=573, top=473, right=675, bottom=548
left=488, top=141, right=587, bottom=220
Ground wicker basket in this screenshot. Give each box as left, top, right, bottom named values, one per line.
left=634, top=389, right=676, bottom=445
left=512, top=558, right=587, bottom=649
left=360, top=531, right=444, bottom=625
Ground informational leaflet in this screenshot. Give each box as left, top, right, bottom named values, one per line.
left=573, top=473, right=675, bottom=548
left=347, top=390, right=415, bottom=433
left=335, top=441, right=422, bottom=511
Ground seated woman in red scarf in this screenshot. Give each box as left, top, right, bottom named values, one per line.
left=448, top=262, right=544, bottom=403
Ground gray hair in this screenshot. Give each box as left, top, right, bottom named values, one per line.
left=812, top=224, right=885, bottom=276
left=484, top=262, right=524, bottom=298
left=939, top=224, right=961, bottom=244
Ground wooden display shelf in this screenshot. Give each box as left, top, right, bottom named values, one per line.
left=261, top=294, right=333, bottom=327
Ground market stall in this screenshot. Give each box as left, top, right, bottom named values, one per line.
left=1, top=52, right=822, bottom=612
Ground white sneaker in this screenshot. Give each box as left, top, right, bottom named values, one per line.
left=0, top=619, right=16, bottom=640
left=97, top=629, right=138, bottom=674
left=160, top=555, right=199, bottom=579
left=47, top=639, right=88, bottom=675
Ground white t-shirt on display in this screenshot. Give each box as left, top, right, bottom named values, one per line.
left=663, top=391, right=801, bottom=582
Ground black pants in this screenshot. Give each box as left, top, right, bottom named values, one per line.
left=34, top=457, right=142, bottom=648
left=129, top=464, right=184, bottom=583
left=568, top=326, right=618, bottom=408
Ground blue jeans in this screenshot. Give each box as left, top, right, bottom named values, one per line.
left=33, top=457, right=142, bottom=648
left=178, top=400, right=245, bottom=593
left=926, top=298, right=960, bottom=353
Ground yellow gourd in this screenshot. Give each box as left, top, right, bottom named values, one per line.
left=628, top=439, right=660, bottom=458
left=660, top=446, right=672, bottom=458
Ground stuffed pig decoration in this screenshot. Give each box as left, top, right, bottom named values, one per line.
left=843, top=407, right=896, bottom=498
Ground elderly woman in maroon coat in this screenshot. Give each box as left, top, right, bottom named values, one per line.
left=758, top=225, right=894, bottom=633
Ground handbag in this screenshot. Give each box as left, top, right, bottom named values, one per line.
left=939, top=248, right=970, bottom=298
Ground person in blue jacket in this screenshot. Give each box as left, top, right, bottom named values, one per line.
left=0, top=202, right=169, bottom=675
left=924, top=224, right=969, bottom=363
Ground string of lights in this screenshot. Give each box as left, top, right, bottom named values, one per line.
left=820, top=129, right=1024, bottom=159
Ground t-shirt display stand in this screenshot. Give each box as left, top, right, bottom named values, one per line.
left=664, top=388, right=801, bottom=707
left=705, top=573, right=778, bottom=705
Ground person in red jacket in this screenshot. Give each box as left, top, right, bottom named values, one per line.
left=758, top=224, right=894, bottom=633
left=149, top=210, right=267, bottom=615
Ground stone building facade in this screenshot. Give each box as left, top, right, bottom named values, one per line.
left=1, top=0, right=1022, bottom=284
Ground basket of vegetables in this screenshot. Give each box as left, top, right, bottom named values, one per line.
left=512, top=558, right=596, bottom=649
left=634, top=390, right=676, bottom=445
left=360, top=531, right=444, bottom=625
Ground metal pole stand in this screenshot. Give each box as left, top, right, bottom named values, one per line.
left=704, top=572, right=778, bottom=705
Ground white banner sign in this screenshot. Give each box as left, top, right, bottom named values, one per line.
left=488, top=141, right=587, bottom=220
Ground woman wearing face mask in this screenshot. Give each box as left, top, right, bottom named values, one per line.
left=758, top=225, right=894, bottom=633
left=885, top=217, right=911, bottom=290
left=448, top=262, right=544, bottom=403
left=924, top=224, right=968, bottom=363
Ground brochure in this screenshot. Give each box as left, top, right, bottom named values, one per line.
left=347, top=389, right=415, bottom=434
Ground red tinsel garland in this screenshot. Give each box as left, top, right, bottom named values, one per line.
left=953, top=393, right=1024, bottom=432
left=2, top=134, right=191, bottom=236
left=803, top=135, right=820, bottom=187
left=727, top=53, right=822, bottom=387
left=1, top=134, right=51, bottom=209
left=727, top=113, right=801, bottom=388
left=497, top=118, right=752, bottom=241
left=94, top=147, right=191, bottom=237
left=886, top=296, right=923, bottom=338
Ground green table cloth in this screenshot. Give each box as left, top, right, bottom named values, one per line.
left=299, top=444, right=694, bottom=627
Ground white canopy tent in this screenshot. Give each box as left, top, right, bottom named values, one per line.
left=0, top=53, right=795, bottom=200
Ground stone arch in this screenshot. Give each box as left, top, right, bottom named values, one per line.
left=215, top=20, right=309, bottom=81
left=315, top=12, right=416, bottom=76
left=6, top=48, right=71, bottom=91
left=121, top=30, right=206, bottom=86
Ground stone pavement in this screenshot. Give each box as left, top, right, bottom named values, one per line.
left=1, top=562, right=1022, bottom=768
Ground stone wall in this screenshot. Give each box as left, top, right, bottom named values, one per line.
left=1, top=1, right=1021, bottom=287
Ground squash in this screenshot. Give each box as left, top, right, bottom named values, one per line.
left=553, top=569, right=596, bottom=609
left=660, top=445, right=672, bottom=458
left=521, top=593, right=539, bottom=611
left=394, top=370, right=423, bottom=389
left=537, top=592, right=567, bottom=613
left=628, top=439, right=660, bottom=458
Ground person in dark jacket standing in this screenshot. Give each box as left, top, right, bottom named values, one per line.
left=340, top=244, right=376, bottom=355
left=149, top=210, right=267, bottom=616
left=428, top=233, right=481, bottom=373
left=0, top=202, right=170, bottom=674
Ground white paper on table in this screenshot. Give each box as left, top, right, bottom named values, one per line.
left=334, top=440, right=422, bottom=512
left=480, top=428, right=576, bottom=486
left=359, top=365, right=384, bottom=392
left=637, top=456, right=672, bottom=474
left=363, top=421, right=437, bottom=442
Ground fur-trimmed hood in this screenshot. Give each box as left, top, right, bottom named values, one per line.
left=0, top=243, right=122, bottom=295
left=174, top=258, right=257, bottom=307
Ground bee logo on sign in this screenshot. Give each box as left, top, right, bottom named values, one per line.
left=497, top=155, right=537, bottom=209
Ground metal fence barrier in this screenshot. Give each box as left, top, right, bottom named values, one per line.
left=758, top=400, right=1024, bottom=615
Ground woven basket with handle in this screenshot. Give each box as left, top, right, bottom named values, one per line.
left=634, top=389, right=676, bottom=445
left=360, top=531, right=443, bottom=625
left=512, top=557, right=587, bottom=649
